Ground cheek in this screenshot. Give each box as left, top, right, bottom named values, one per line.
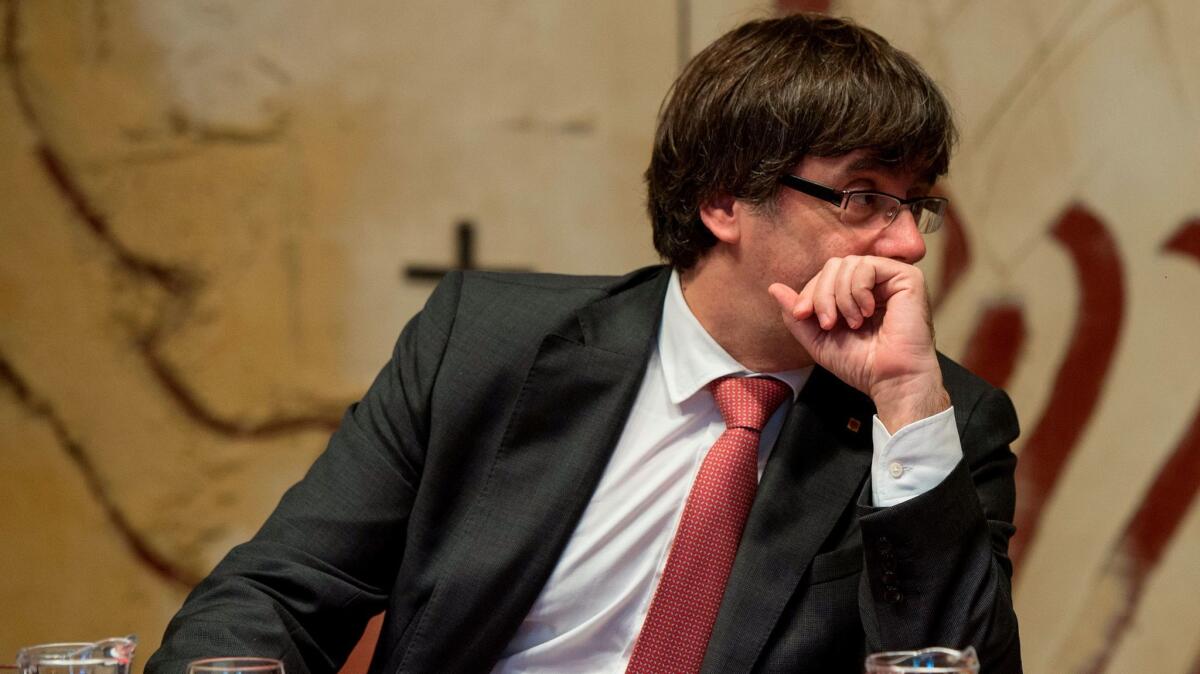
left=804, top=229, right=861, bottom=264
left=763, top=245, right=822, bottom=289
left=782, top=231, right=875, bottom=286
left=753, top=211, right=867, bottom=285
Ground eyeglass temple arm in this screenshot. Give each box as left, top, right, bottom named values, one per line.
left=779, top=174, right=843, bottom=207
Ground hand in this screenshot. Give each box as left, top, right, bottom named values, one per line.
left=768, top=255, right=950, bottom=432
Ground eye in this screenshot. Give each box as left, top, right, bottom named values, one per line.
left=843, top=192, right=882, bottom=224
left=845, top=192, right=878, bottom=212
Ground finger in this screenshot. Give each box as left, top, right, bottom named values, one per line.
left=794, top=273, right=818, bottom=319
left=834, top=256, right=864, bottom=329
left=768, top=282, right=799, bottom=316
left=859, top=255, right=923, bottom=301
left=850, top=258, right=877, bottom=318
left=769, top=281, right=814, bottom=320
left=769, top=284, right=821, bottom=349
left=768, top=279, right=816, bottom=319
left=811, top=257, right=842, bottom=330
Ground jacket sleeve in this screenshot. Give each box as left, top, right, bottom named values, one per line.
left=145, top=273, right=464, bottom=674
left=856, top=385, right=1023, bottom=673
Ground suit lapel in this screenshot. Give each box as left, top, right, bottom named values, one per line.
left=703, top=368, right=875, bottom=674
left=427, top=268, right=671, bottom=669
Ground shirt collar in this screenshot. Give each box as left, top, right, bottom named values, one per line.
left=658, top=269, right=811, bottom=405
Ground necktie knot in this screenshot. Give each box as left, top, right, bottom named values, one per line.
left=708, top=376, right=791, bottom=432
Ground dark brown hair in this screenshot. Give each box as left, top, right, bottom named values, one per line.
left=646, top=13, right=957, bottom=269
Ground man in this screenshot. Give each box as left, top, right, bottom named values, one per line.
left=148, top=13, right=1021, bottom=674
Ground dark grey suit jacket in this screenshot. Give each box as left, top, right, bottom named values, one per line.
left=147, top=266, right=1022, bottom=674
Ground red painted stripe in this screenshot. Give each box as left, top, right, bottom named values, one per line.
left=1124, top=410, right=1200, bottom=574
left=1082, top=408, right=1200, bottom=674
left=1118, top=218, right=1200, bottom=575
left=1009, top=205, right=1125, bottom=568
left=1163, top=218, right=1200, bottom=259
left=1074, top=217, right=1200, bottom=674
left=931, top=202, right=971, bottom=310
left=776, top=0, right=831, bottom=14
left=959, top=302, right=1024, bottom=390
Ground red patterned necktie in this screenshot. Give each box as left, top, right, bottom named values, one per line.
left=626, top=376, right=792, bottom=674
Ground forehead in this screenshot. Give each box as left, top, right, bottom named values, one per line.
left=801, top=150, right=934, bottom=189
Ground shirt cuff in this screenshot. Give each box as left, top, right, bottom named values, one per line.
left=870, top=406, right=962, bottom=507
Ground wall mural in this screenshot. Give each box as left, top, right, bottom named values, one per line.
left=2, top=1, right=1198, bottom=672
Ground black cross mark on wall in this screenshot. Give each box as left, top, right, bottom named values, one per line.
left=404, top=220, right=530, bottom=281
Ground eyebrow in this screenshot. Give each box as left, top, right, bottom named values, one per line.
left=842, top=156, right=937, bottom=195
left=846, top=156, right=887, bottom=173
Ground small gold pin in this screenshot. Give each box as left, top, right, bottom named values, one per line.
left=846, top=417, right=862, bottom=433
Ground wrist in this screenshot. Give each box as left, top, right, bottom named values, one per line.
left=870, top=372, right=950, bottom=434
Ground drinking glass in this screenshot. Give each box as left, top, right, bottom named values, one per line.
left=865, top=646, right=979, bottom=673
left=186, top=658, right=285, bottom=674
left=17, top=637, right=136, bottom=674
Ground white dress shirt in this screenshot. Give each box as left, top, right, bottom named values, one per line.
left=491, top=270, right=962, bottom=673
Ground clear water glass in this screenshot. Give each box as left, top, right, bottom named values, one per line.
left=17, top=637, right=136, bottom=674
left=865, top=645, right=980, bottom=673
left=186, top=658, right=285, bottom=674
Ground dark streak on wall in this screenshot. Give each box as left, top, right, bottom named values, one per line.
left=3, top=0, right=340, bottom=438
left=1, top=0, right=341, bottom=588
left=0, top=355, right=200, bottom=588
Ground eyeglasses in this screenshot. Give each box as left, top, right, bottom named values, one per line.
left=779, top=174, right=948, bottom=233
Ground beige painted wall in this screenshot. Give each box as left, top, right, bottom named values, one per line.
left=2, top=1, right=1197, bottom=672
left=1, top=0, right=675, bottom=665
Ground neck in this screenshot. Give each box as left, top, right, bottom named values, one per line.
left=678, top=260, right=813, bottom=372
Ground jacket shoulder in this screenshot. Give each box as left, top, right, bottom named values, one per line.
left=937, top=352, right=1021, bottom=443
left=417, top=266, right=667, bottom=355
left=937, top=352, right=1003, bottom=405
left=444, top=266, right=665, bottom=326
left=458, top=265, right=665, bottom=296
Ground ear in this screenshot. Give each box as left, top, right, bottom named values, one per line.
left=699, top=192, right=740, bottom=244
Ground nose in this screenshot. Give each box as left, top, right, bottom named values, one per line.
left=873, top=206, right=926, bottom=264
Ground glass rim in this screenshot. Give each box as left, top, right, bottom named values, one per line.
left=864, top=646, right=979, bottom=673
left=187, top=657, right=284, bottom=673
left=18, top=643, right=100, bottom=653
left=17, top=641, right=134, bottom=666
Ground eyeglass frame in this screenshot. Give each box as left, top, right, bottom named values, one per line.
left=778, top=173, right=949, bottom=233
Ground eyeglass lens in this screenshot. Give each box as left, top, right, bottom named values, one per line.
left=841, top=193, right=944, bottom=233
